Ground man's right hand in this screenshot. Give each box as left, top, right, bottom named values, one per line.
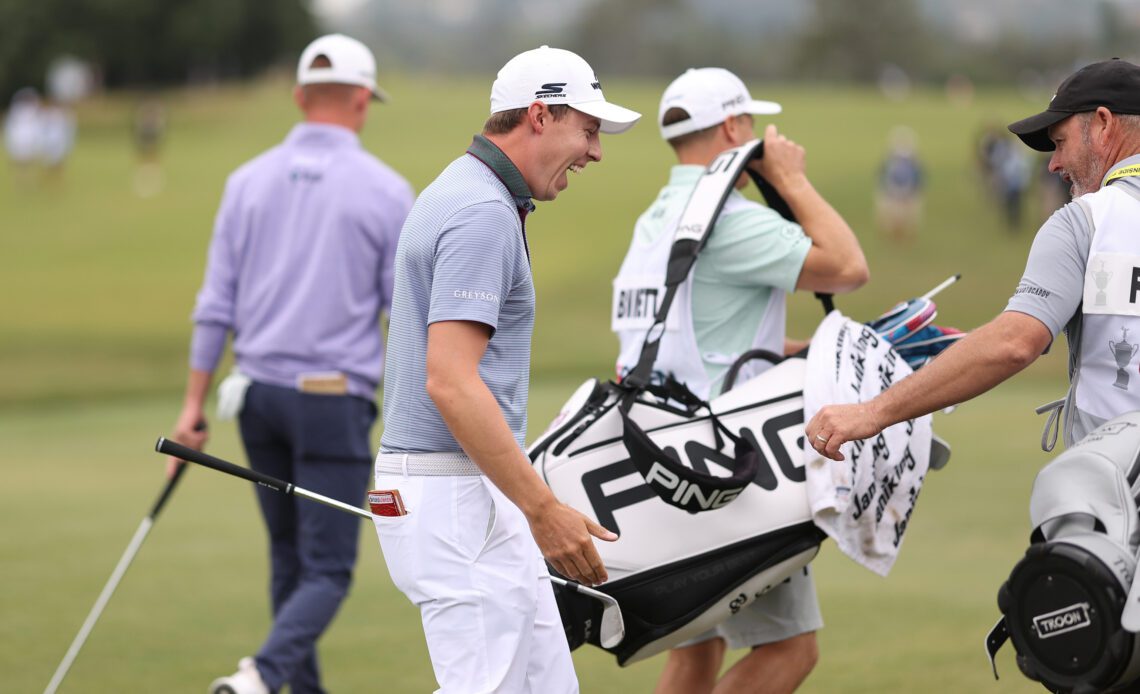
left=527, top=500, right=618, bottom=587
left=752, top=124, right=807, bottom=192
left=167, top=410, right=208, bottom=478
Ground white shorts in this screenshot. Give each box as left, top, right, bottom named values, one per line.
left=678, top=566, right=823, bottom=650
left=372, top=469, right=578, bottom=694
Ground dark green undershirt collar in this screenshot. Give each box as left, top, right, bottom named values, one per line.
left=467, top=134, right=535, bottom=214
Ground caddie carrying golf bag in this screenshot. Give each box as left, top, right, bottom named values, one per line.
left=531, top=138, right=961, bottom=665
left=987, top=412, right=1140, bottom=693
left=529, top=139, right=828, bottom=665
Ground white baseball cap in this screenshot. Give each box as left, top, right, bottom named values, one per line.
left=490, top=46, right=641, bottom=134
left=297, top=34, right=388, bottom=102
left=658, top=68, right=781, bottom=140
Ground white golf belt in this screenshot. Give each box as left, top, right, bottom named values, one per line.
left=376, top=451, right=481, bottom=476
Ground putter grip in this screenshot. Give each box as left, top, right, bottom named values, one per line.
left=155, top=437, right=292, bottom=494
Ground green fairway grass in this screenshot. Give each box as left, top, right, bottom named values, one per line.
left=2, top=73, right=1070, bottom=692
left=0, top=74, right=1059, bottom=403
left=8, top=379, right=1052, bottom=692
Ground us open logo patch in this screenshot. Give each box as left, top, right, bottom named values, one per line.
left=1032, top=603, right=1092, bottom=639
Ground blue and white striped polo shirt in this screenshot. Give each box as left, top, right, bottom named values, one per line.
left=380, top=135, right=536, bottom=452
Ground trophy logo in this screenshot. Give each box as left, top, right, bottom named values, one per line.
left=1109, top=326, right=1139, bottom=390
left=1093, top=261, right=1112, bottom=306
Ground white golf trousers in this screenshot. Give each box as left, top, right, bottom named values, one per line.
left=372, top=470, right=578, bottom=694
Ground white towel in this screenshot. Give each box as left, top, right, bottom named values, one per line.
left=802, top=311, right=932, bottom=576
left=216, top=369, right=252, bottom=421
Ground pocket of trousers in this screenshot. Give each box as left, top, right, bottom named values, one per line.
left=370, top=474, right=421, bottom=534
left=472, top=493, right=498, bottom=563
left=371, top=475, right=422, bottom=595
left=451, top=476, right=499, bottom=564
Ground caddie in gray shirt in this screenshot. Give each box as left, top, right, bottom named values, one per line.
left=807, top=58, right=1140, bottom=460
left=372, top=46, right=639, bottom=693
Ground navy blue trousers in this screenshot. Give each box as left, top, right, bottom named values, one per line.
left=238, top=383, right=375, bottom=694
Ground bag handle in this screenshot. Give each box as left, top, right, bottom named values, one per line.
left=618, top=394, right=761, bottom=514
left=719, top=349, right=785, bottom=395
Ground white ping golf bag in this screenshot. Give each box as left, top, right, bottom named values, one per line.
left=531, top=354, right=824, bottom=665
left=987, top=412, right=1140, bottom=693
left=531, top=140, right=838, bottom=665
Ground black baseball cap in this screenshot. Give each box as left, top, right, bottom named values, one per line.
left=1008, top=58, right=1140, bottom=152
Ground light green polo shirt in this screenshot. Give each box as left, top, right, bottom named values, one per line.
left=634, top=165, right=811, bottom=379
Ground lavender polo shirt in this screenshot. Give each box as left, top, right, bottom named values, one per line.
left=380, top=135, right=536, bottom=452
left=189, top=122, right=415, bottom=399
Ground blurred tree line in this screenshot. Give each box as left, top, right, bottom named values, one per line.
left=0, top=0, right=314, bottom=104
left=3, top=0, right=1138, bottom=106
left=581, top=0, right=1138, bottom=84
left=355, top=0, right=1140, bottom=86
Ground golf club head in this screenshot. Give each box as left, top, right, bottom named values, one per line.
left=871, top=297, right=937, bottom=345
left=597, top=597, right=625, bottom=649
left=550, top=577, right=626, bottom=649
left=871, top=299, right=910, bottom=326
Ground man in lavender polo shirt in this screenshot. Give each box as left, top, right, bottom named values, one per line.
left=372, top=47, right=639, bottom=692
left=168, top=34, right=414, bottom=694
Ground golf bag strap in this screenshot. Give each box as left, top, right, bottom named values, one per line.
left=1035, top=398, right=1065, bottom=452
left=614, top=140, right=797, bottom=512
left=624, top=139, right=769, bottom=392
left=643, top=375, right=706, bottom=412
left=745, top=164, right=833, bottom=318
left=985, top=616, right=1009, bottom=680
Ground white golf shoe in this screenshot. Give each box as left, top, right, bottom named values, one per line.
left=208, top=657, right=269, bottom=694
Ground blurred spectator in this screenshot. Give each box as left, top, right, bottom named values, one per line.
left=132, top=99, right=167, bottom=197
left=944, top=73, right=974, bottom=108
left=974, top=121, right=1004, bottom=189
left=4, top=87, right=76, bottom=184
left=877, top=63, right=911, bottom=101
left=991, top=135, right=1032, bottom=231
left=4, top=88, right=42, bottom=180
left=46, top=55, right=95, bottom=105
left=875, top=126, right=924, bottom=243
left=1038, top=154, right=1069, bottom=221
left=38, top=97, right=76, bottom=178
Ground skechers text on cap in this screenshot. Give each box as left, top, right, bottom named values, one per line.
left=297, top=34, right=388, bottom=102
left=1008, top=58, right=1140, bottom=151
left=489, top=46, right=641, bottom=134
left=659, top=67, right=781, bottom=141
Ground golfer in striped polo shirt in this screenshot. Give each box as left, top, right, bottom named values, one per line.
left=372, top=47, right=639, bottom=692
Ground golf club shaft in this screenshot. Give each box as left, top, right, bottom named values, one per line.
left=153, top=439, right=623, bottom=621
left=920, top=274, right=961, bottom=301
left=548, top=575, right=614, bottom=605
left=45, top=461, right=190, bottom=694
left=155, top=437, right=373, bottom=521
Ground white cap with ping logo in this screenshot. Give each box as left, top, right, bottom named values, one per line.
left=658, top=67, right=781, bottom=140
left=490, top=46, right=641, bottom=134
